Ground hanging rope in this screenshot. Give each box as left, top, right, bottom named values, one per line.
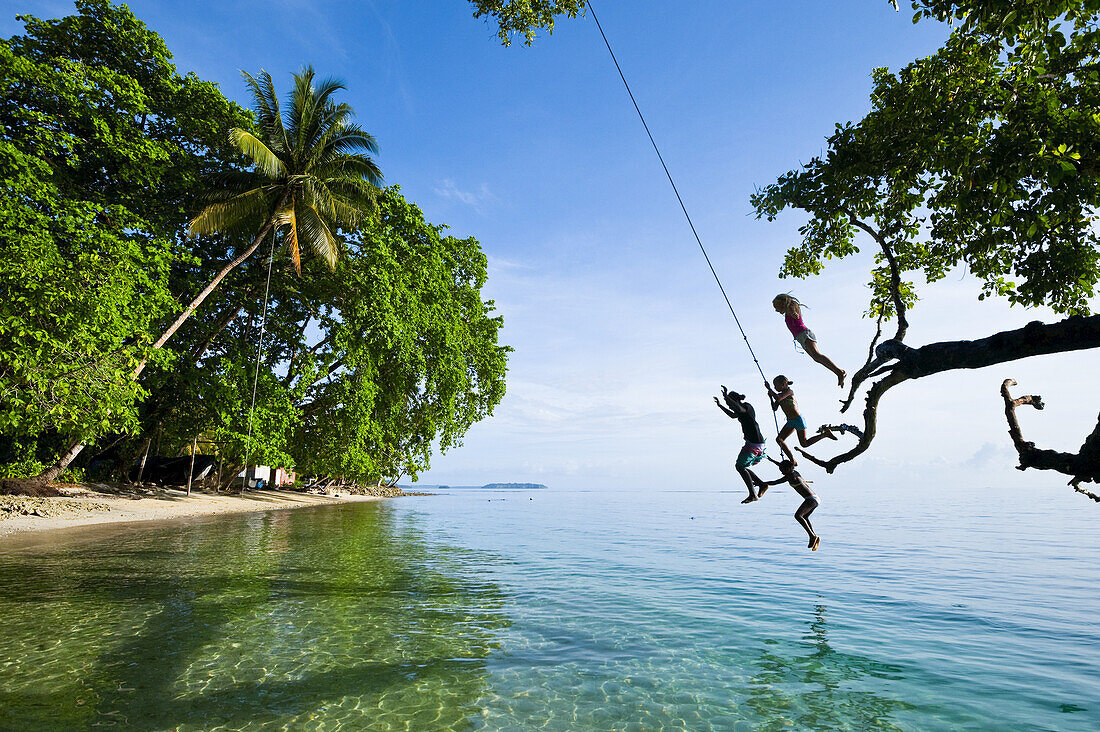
left=587, top=1, right=780, bottom=433
left=242, top=229, right=278, bottom=491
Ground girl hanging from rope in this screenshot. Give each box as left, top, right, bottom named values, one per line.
left=755, top=457, right=821, bottom=550
left=764, top=375, right=838, bottom=464
left=772, top=294, right=846, bottom=387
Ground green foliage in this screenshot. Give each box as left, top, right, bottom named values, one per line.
left=468, top=0, right=586, bottom=45
left=2, top=2, right=507, bottom=484
left=159, top=188, right=508, bottom=484
left=754, top=0, right=1100, bottom=316
left=0, top=0, right=248, bottom=454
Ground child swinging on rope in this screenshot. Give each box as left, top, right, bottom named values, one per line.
left=714, top=386, right=768, bottom=504
left=764, top=375, right=838, bottom=464
left=756, top=457, right=821, bottom=551
left=772, top=294, right=846, bottom=387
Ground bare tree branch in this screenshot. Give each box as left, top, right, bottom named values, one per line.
left=841, top=307, right=886, bottom=412
left=1001, top=379, right=1100, bottom=502
left=797, top=370, right=909, bottom=472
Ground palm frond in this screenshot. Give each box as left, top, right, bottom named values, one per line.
left=308, top=179, right=378, bottom=229
left=301, top=179, right=337, bottom=221
left=241, top=70, right=279, bottom=130
left=229, top=128, right=287, bottom=178
left=188, top=187, right=274, bottom=236
left=329, top=191, right=376, bottom=229
left=322, top=174, right=382, bottom=206
left=288, top=66, right=316, bottom=158
left=297, top=202, right=339, bottom=270
left=290, top=68, right=349, bottom=159
left=314, top=154, right=384, bottom=188
left=199, top=170, right=269, bottom=201
left=306, top=123, right=380, bottom=173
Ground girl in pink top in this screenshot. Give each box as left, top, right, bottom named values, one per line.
left=772, top=294, right=846, bottom=386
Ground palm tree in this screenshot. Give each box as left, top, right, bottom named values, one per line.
left=38, top=66, right=382, bottom=482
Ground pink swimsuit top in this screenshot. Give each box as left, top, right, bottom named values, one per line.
left=785, top=311, right=808, bottom=337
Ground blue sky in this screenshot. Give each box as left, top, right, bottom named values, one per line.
left=5, top=2, right=1097, bottom=494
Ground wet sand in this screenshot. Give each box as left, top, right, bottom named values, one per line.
left=0, top=484, right=382, bottom=540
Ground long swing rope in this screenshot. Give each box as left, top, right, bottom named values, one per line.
left=587, top=1, right=780, bottom=433
left=242, top=230, right=278, bottom=491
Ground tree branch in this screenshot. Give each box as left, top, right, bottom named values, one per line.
left=840, top=307, right=886, bottom=412
left=796, top=370, right=909, bottom=472
left=801, top=315, right=1100, bottom=475
left=1000, top=379, right=1100, bottom=502
left=844, top=212, right=908, bottom=341
left=896, top=316, right=1100, bottom=379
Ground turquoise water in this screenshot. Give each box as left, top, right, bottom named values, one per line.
left=0, top=485, right=1097, bottom=730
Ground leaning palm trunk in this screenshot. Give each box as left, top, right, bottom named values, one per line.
left=36, top=203, right=286, bottom=483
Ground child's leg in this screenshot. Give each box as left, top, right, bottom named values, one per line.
left=803, top=340, right=846, bottom=386
left=777, top=424, right=796, bottom=462
left=797, top=427, right=836, bottom=447
left=795, top=497, right=818, bottom=545
left=735, top=464, right=759, bottom=502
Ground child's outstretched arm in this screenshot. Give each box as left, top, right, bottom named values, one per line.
left=714, top=397, right=738, bottom=420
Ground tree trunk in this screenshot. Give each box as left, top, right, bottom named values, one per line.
left=134, top=209, right=285, bottom=379
left=135, top=437, right=152, bottom=487
left=36, top=439, right=88, bottom=484
left=36, top=196, right=288, bottom=482
left=186, top=436, right=198, bottom=496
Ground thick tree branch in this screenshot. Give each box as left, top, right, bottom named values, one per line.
left=801, top=314, right=1100, bottom=475
left=896, top=316, right=1100, bottom=379
left=1000, top=379, right=1100, bottom=502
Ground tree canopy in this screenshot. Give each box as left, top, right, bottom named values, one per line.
left=0, top=0, right=249, bottom=476
left=1, top=1, right=508, bottom=489
left=752, top=0, right=1100, bottom=496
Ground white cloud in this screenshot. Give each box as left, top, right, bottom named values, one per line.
left=434, top=179, right=500, bottom=213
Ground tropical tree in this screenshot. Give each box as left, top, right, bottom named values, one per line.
left=38, top=65, right=383, bottom=481
left=752, top=0, right=1100, bottom=498
left=0, top=0, right=249, bottom=479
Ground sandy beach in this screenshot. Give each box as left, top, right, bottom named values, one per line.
left=0, top=484, right=385, bottom=540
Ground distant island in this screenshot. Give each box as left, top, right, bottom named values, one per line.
left=430, top=483, right=549, bottom=490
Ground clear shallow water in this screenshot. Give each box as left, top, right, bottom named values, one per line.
left=0, top=484, right=1097, bottom=730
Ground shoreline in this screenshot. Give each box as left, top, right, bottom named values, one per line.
left=0, top=484, right=390, bottom=542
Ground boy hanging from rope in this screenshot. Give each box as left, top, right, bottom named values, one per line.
left=714, top=386, right=769, bottom=504
left=763, top=375, right=838, bottom=465
left=756, top=456, right=821, bottom=550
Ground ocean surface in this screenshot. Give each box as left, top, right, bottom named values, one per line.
left=0, top=483, right=1097, bottom=730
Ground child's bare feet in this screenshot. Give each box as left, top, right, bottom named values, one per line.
left=824, top=426, right=838, bottom=441
left=808, top=537, right=815, bottom=549
left=741, top=495, right=758, bottom=504
left=758, top=484, right=768, bottom=497
left=811, top=536, right=821, bottom=551
left=837, top=369, right=846, bottom=387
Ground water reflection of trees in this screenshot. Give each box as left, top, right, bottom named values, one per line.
left=744, top=603, right=916, bottom=730
left=0, top=503, right=510, bottom=730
